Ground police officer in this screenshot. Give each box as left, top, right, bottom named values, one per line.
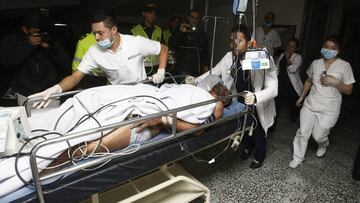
left=131, top=3, right=163, bottom=75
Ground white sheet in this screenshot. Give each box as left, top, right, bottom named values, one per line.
left=0, top=83, right=216, bottom=197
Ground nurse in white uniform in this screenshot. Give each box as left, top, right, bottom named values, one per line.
left=289, top=35, right=355, bottom=168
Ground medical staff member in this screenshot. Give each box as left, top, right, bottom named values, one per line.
left=196, top=25, right=278, bottom=169
left=131, top=3, right=163, bottom=74
left=289, top=35, right=355, bottom=168
left=29, top=9, right=168, bottom=108
left=255, top=12, right=281, bottom=57
left=276, top=38, right=303, bottom=121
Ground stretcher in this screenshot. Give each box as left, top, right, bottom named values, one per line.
left=0, top=82, right=249, bottom=203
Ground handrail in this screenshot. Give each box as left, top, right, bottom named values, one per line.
left=23, top=75, right=188, bottom=116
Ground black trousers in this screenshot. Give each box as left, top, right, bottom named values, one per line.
left=276, top=86, right=299, bottom=121
left=242, top=108, right=266, bottom=162
left=353, top=143, right=360, bottom=180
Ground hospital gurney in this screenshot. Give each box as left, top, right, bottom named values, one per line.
left=1, top=85, right=249, bottom=203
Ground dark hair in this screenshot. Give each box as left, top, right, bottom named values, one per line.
left=22, top=12, right=40, bottom=28
left=188, top=9, right=201, bottom=16
left=143, top=3, right=158, bottom=13
left=171, top=15, right=181, bottom=22
left=265, top=11, right=276, bottom=19
left=324, top=35, right=342, bottom=49
left=91, top=9, right=118, bottom=29
left=289, top=37, right=300, bottom=48
left=231, top=25, right=252, bottom=41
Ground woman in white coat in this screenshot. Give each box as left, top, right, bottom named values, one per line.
left=275, top=38, right=303, bottom=121
left=289, top=35, right=355, bottom=168
left=196, top=25, right=278, bottom=168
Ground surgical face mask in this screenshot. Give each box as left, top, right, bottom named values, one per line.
left=97, top=34, right=114, bottom=49
left=321, top=48, right=338, bottom=59
left=263, top=20, right=273, bottom=27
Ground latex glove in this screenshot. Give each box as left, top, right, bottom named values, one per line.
left=185, top=76, right=198, bottom=85
left=151, top=68, right=165, bottom=84
left=320, top=74, right=340, bottom=87
left=28, top=84, right=63, bottom=109
left=244, top=91, right=256, bottom=105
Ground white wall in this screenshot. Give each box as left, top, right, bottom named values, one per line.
left=206, top=0, right=305, bottom=66
left=256, top=0, right=305, bottom=38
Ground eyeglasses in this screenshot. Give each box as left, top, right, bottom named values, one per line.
left=229, top=38, right=240, bottom=44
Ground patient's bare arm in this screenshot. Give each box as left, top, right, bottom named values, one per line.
left=162, top=101, right=224, bottom=135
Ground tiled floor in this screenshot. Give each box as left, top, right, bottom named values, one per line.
left=179, top=96, right=360, bottom=202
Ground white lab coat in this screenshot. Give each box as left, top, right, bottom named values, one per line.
left=255, top=27, right=282, bottom=56
left=276, top=53, right=303, bottom=96
left=198, top=51, right=278, bottom=134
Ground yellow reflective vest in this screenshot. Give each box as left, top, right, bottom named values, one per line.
left=72, top=33, right=96, bottom=71
left=163, top=29, right=171, bottom=46
left=131, top=24, right=162, bottom=67
left=72, top=33, right=104, bottom=76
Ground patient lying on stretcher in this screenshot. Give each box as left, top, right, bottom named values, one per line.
left=50, top=77, right=228, bottom=165
left=0, top=75, right=230, bottom=197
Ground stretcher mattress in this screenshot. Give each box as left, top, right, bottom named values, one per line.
left=1, top=101, right=245, bottom=203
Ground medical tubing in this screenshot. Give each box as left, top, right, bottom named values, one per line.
left=52, top=95, right=171, bottom=165
left=15, top=133, right=59, bottom=185
left=30, top=93, right=242, bottom=183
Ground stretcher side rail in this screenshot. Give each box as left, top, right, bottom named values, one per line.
left=23, top=75, right=189, bottom=116
left=28, top=92, right=247, bottom=203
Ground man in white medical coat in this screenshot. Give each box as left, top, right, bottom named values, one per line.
left=196, top=25, right=278, bottom=168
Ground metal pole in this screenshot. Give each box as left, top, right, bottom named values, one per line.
left=190, top=0, right=194, bottom=9
left=203, top=16, right=229, bottom=74
left=210, top=18, right=217, bottom=74
left=252, top=0, right=258, bottom=43
left=204, top=0, right=209, bottom=32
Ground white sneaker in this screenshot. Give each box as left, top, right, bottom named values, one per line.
left=289, top=159, right=303, bottom=168
left=316, top=146, right=327, bottom=158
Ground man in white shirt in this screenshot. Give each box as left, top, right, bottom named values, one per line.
left=29, top=9, right=169, bottom=108
left=255, top=12, right=281, bottom=57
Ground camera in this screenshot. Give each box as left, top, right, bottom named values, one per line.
left=186, top=26, right=197, bottom=32
left=190, top=26, right=197, bottom=31
left=39, top=32, right=51, bottom=43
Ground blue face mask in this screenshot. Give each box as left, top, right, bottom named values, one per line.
left=97, top=35, right=114, bottom=49
left=321, top=48, right=338, bottom=59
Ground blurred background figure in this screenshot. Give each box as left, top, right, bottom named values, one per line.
left=275, top=38, right=303, bottom=122
left=255, top=11, right=281, bottom=57
left=131, top=3, right=163, bottom=75
left=0, top=12, right=70, bottom=105
left=169, top=9, right=210, bottom=77
left=163, top=15, right=181, bottom=46
left=163, top=15, right=181, bottom=75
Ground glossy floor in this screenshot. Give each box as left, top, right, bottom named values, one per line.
left=180, top=96, right=360, bottom=202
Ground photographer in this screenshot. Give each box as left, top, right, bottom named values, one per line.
left=168, top=9, right=210, bottom=77
left=0, top=12, right=70, bottom=105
